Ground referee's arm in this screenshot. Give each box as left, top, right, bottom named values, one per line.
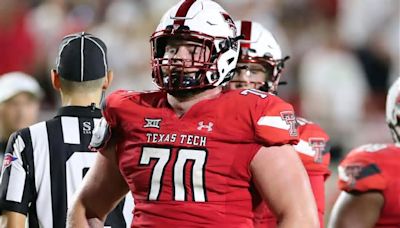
left=67, top=141, right=129, bottom=227
left=0, top=131, right=34, bottom=228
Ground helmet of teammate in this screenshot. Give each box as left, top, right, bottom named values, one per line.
left=150, top=0, right=240, bottom=92
left=232, top=20, right=288, bottom=93
left=386, top=77, right=400, bottom=143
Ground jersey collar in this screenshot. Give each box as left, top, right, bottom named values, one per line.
left=55, top=105, right=102, bottom=118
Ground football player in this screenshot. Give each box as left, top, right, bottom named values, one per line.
left=67, top=1, right=319, bottom=227
left=328, top=77, right=400, bottom=227
left=229, top=20, right=331, bottom=228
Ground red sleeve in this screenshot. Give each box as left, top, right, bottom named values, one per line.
left=252, top=94, right=299, bottom=146
left=101, top=90, right=130, bottom=128
left=101, top=89, right=142, bottom=128
left=92, top=90, right=132, bottom=152
left=294, top=120, right=331, bottom=178
left=308, top=174, right=325, bottom=227
left=337, top=150, right=387, bottom=192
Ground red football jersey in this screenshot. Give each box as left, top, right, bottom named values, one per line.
left=338, top=143, right=400, bottom=227
left=100, top=89, right=299, bottom=227
left=253, top=118, right=330, bottom=228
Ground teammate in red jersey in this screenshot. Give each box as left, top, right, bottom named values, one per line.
left=228, top=20, right=331, bottom=227
left=66, top=1, right=319, bottom=227
left=328, top=77, right=400, bottom=228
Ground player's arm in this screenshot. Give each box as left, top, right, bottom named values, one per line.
left=329, top=147, right=387, bottom=228
left=66, top=141, right=129, bottom=228
left=328, top=191, right=383, bottom=228
left=0, top=211, right=26, bottom=228
left=251, top=145, right=319, bottom=228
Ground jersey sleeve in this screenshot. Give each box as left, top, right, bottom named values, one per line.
left=90, top=90, right=127, bottom=151
left=337, top=150, right=386, bottom=192
left=0, top=130, right=35, bottom=215
left=252, top=94, right=299, bottom=146
left=100, top=90, right=124, bottom=129
left=294, top=121, right=331, bottom=178
left=308, top=174, right=326, bottom=225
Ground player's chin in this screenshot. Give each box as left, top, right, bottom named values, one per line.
left=231, top=84, right=255, bottom=90
left=232, top=83, right=248, bottom=89
left=163, top=71, right=214, bottom=98
left=167, top=87, right=211, bottom=99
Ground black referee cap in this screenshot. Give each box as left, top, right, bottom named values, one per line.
left=56, top=32, right=108, bottom=82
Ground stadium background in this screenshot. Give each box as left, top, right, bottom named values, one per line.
left=1, top=0, right=399, bottom=225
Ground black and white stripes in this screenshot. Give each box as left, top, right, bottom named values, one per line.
left=0, top=106, right=132, bottom=228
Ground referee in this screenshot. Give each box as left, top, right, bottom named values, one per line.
left=0, top=33, right=133, bottom=227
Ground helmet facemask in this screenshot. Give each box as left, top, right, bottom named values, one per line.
left=387, top=95, right=400, bottom=143
left=151, top=0, right=240, bottom=94
left=230, top=47, right=288, bottom=93
left=386, top=78, right=400, bottom=144
left=151, top=26, right=231, bottom=92
left=388, top=118, right=400, bottom=143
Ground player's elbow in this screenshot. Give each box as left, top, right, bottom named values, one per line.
left=300, top=217, right=320, bottom=228
left=66, top=196, right=91, bottom=228
left=299, top=211, right=320, bottom=228
left=277, top=209, right=320, bottom=228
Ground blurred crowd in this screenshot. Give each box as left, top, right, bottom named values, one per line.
left=0, top=0, right=399, bottom=224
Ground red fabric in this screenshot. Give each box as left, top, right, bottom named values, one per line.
left=338, top=144, right=400, bottom=227
left=101, top=89, right=298, bottom=227
left=253, top=119, right=330, bottom=228
left=296, top=120, right=331, bottom=178
left=240, top=21, right=252, bottom=48
left=173, top=0, right=197, bottom=26
left=0, top=11, right=36, bottom=75
left=309, top=175, right=325, bottom=227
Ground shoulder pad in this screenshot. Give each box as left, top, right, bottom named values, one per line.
left=89, top=117, right=110, bottom=150
left=338, top=152, right=386, bottom=192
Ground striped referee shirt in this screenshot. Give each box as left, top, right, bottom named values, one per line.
left=0, top=141, right=6, bottom=170
left=0, top=106, right=133, bottom=227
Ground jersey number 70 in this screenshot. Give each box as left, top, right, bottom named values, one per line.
left=139, top=146, right=207, bottom=202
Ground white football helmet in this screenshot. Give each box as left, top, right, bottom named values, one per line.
left=150, top=0, right=240, bottom=92
left=386, top=77, right=400, bottom=143
left=233, top=20, right=289, bottom=93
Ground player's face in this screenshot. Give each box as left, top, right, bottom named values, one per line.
left=0, top=92, right=40, bottom=133
left=229, top=63, right=268, bottom=90
left=161, top=40, right=211, bottom=75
